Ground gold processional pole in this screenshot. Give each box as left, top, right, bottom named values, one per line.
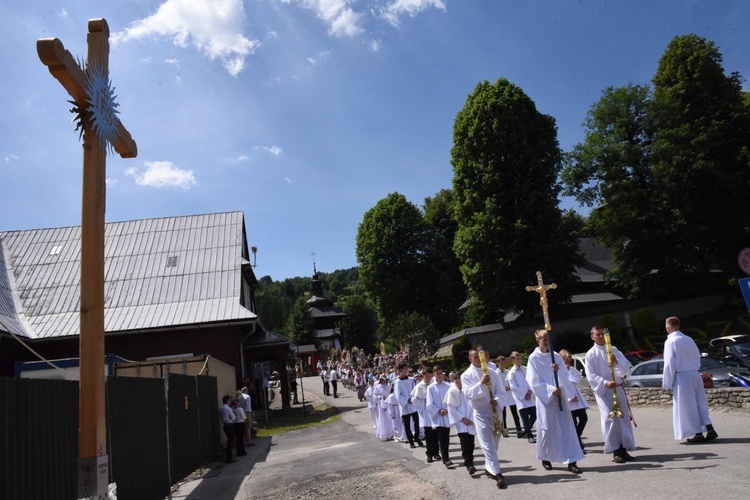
left=525, top=271, right=563, bottom=411
left=603, top=328, right=624, bottom=419
left=477, top=347, right=505, bottom=437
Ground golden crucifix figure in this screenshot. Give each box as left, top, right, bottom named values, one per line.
left=525, top=271, right=557, bottom=330
left=38, top=18, right=137, bottom=499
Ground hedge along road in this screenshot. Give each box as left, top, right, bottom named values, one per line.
left=180, top=376, right=750, bottom=500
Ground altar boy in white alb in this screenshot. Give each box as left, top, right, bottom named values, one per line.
left=461, top=350, right=509, bottom=489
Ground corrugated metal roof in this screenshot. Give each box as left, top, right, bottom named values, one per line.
left=0, top=212, right=257, bottom=339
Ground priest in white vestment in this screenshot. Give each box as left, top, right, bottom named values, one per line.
left=662, top=316, right=718, bottom=442
left=527, top=330, right=585, bottom=474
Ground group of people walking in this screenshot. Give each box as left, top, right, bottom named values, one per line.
left=359, top=316, right=717, bottom=489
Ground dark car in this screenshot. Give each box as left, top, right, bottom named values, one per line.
left=706, top=340, right=750, bottom=369
left=624, top=357, right=750, bottom=388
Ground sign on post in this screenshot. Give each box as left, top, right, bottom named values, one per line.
left=739, top=278, right=750, bottom=314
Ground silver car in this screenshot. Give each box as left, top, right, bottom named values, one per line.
left=624, top=357, right=750, bottom=388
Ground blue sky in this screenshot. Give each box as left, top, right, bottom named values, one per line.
left=1, top=1, right=748, bottom=282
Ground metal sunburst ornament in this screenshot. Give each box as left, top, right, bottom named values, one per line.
left=69, top=59, right=121, bottom=156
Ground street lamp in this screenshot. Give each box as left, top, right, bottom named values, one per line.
left=251, top=246, right=258, bottom=268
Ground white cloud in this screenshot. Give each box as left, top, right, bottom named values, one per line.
left=281, top=0, right=364, bottom=37
left=267, top=30, right=278, bottom=39
left=264, top=146, right=283, bottom=156
left=5, top=154, right=19, bottom=163
left=165, top=58, right=180, bottom=66
left=369, top=39, right=381, bottom=52
left=284, top=176, right=292, bottom=184
left=60, top=9, right=68, bottom=18
left=105, top=178, right=119, bottom=186
left=307, top=50, right=331, bottom=66
left=126, top=161, right=197, bottom=189
left=228, top=155, right=250, bottom=163
left=112, top=0, right=260, bottom=76
left=381, top=0, right=446, bottom=27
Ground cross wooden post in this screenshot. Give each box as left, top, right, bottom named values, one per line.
left=37, top=18, right=137, bottom=499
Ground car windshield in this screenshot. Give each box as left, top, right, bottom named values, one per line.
left=735, top=343, right=750, bottom=359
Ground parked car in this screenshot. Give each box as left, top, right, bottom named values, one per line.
left=571, top=353, right=589, bottom=387
left=708, top=334, right=750, bottom=347
left=623, top=350, right=658, bottom=364
left=706, top=340, right=750, bottom=369
left=624, top=357, right=750, bottom=388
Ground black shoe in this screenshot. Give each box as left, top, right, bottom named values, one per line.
left=622, top=451, right=636, bottom=461
left=687, top=433, right=706, bottom=443
left=410, top=443, right=416, bottom=449
left=706, top=429, right=718, bottom=441
left=467, top=466, right=477, bottom=475
left=427, top=455, right=434, bottom=463
left=613, top=454, right=626, bottom=464
left=434, top=454, right=442, bottom=461
left=496, top=473, right=507, bottom=489
left=542, top=460, right=552, bottom=471
left=528, top=436, right=537, bottom=444
left=415, top=439, right=424, bottom=447
left=443, top=460, right=454, bottom=467
left=517, top=431, right=526, bottom=439
left=568, top=463, right=582, bottom=474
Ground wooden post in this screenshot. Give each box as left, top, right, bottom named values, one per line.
left=37, top=18, right=137, bottom=499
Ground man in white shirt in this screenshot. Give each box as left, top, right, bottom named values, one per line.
left=219, top=395, right=237, bottom=463
left=663, top=316, right=718, bottom=443
left=329, top=365, right=339, bottom=398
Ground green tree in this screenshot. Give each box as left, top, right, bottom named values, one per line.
left=451, top=78, right=582, bottom=325
left=422, top=189, right=467, bottom=333
left=387, top=311, right=441, bottom=360
left=285, top=296, right=317, bottom=346
left=651, top=34, right=750, bottom=284
left=356, top=192, right=429, bottom=326
left=562, top=84, right=665, bottom=295
left=634, top=308, right=660, bottom=339
left=564, top=35, right=750, bottom=297
left=340, top=295, right=378, bottom=352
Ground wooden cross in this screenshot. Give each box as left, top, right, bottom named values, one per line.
left=37, top=18, right=137, bottom=498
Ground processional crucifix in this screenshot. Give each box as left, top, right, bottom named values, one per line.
left=525, top=271, right=563, bottom=411
left=37, top=19, right=137, bottom=499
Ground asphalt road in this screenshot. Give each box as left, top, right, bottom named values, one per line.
left=171, top=376, right=750, bottom=500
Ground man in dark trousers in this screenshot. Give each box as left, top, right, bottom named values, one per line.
left=219, top=395, right=237, bottom=463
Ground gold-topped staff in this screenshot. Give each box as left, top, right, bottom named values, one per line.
left=525, top=271, right=563, bottom=411
left=477, top=347, right=505, bottom=437
left=603, top=329, right=624, bottom=419
left=38, top=18, right=137, bottom=499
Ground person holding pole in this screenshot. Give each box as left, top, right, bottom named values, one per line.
left=527, top=329, right=585, bottom=474
left=585, top=326, right=636, bottom=462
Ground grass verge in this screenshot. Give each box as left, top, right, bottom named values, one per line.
left=254, top=403, right=341, bottom=437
